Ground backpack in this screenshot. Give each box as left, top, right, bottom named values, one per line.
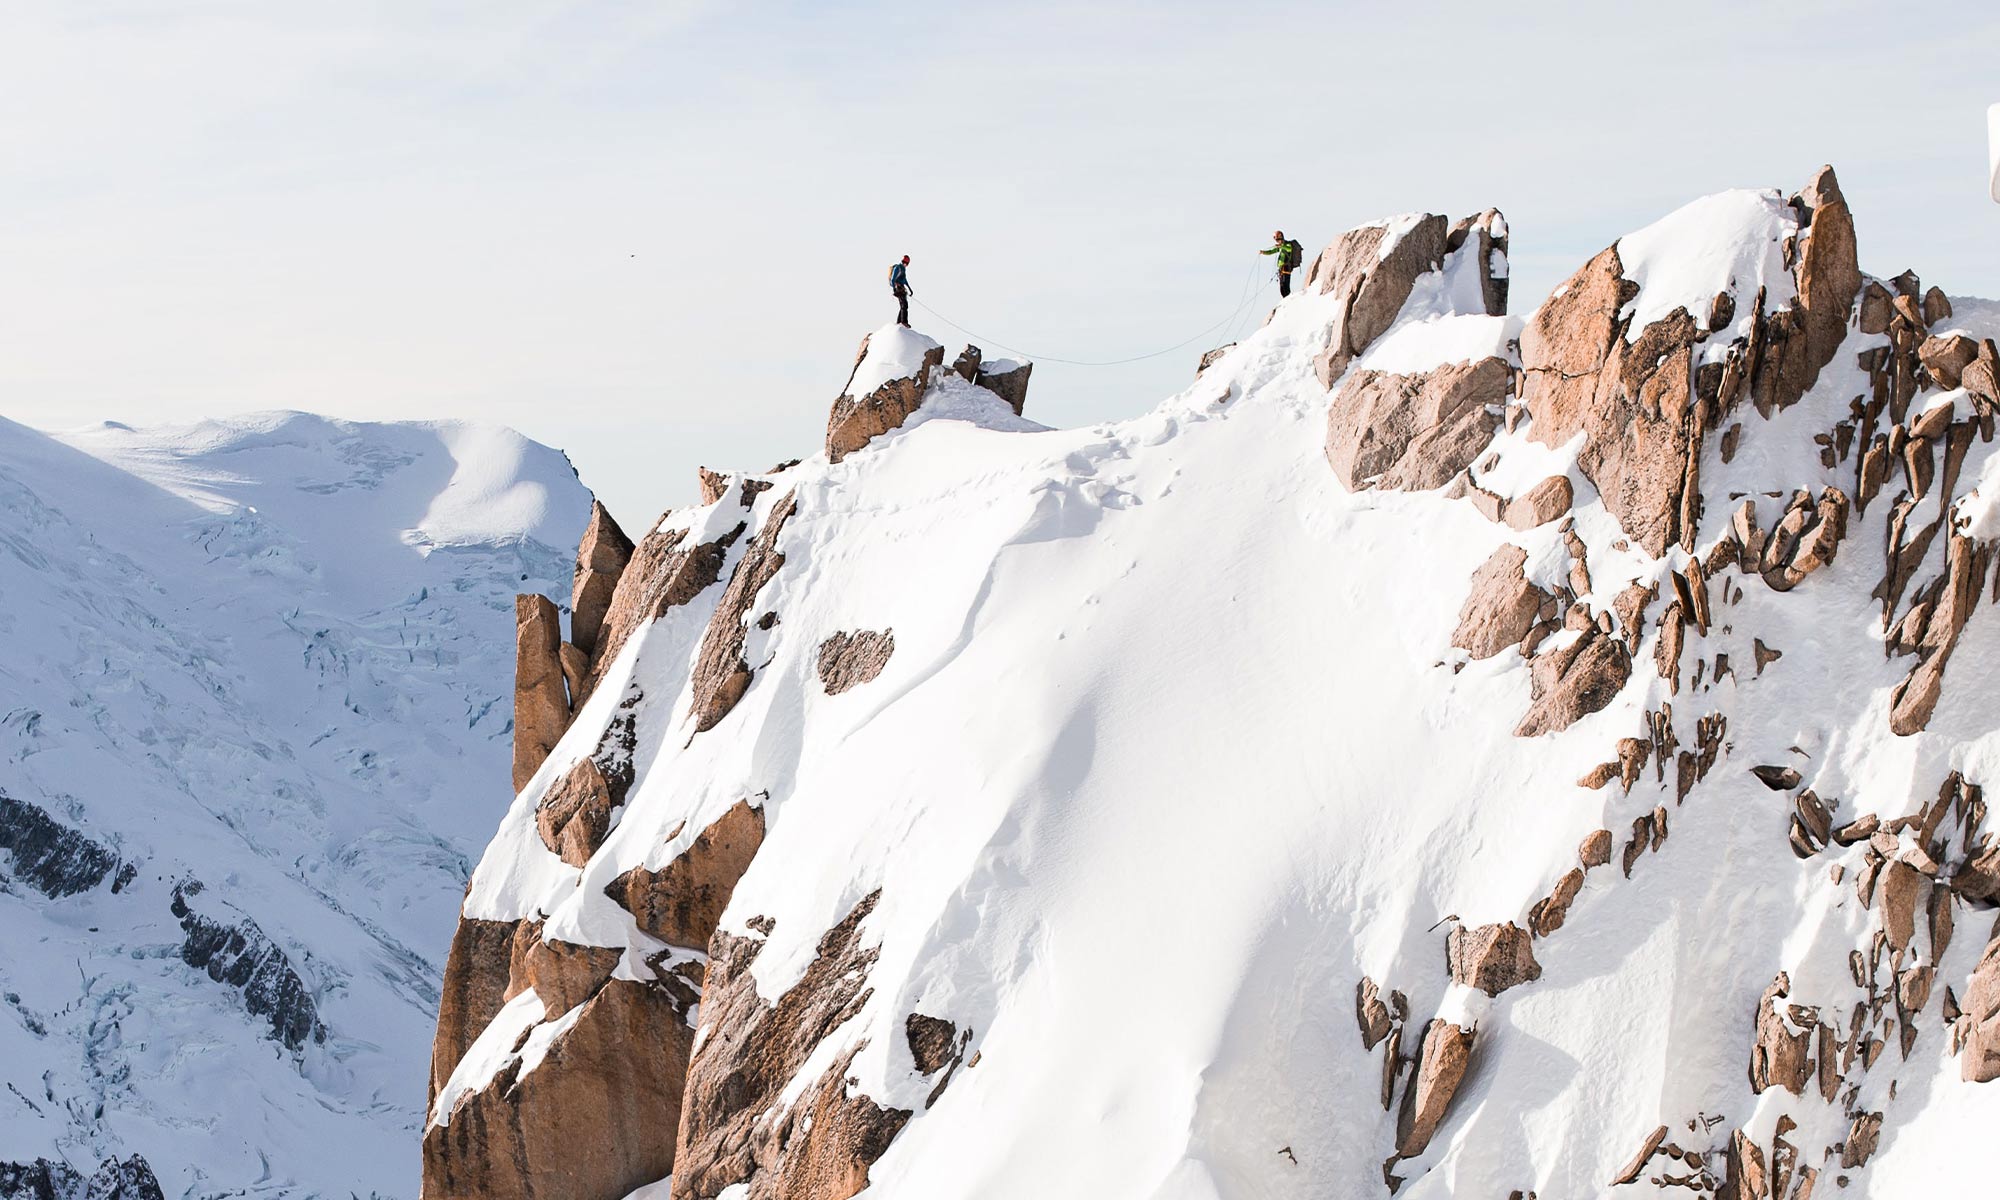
left=1284, top=239, right=1303, bottom=269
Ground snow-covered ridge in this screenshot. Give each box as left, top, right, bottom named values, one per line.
left=432, top=167, right=2000, bottom=1200
left=0, top=412, right=592, bottom=1199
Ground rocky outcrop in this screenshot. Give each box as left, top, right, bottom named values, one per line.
left=604, top=799, right=766, bottom=949
left=580, top=522, right=744, bottom=706
left=423, top=979, right=694, bottom=1200
left=1505, top=476, right=1573, bottom=530
left=513, top=594, right=571, bottom=792
left=689, top=493, right=798, bottom=732
left=1451, top=544, right=1552, bottom=660
left=1326, top=357, right=1509, bottom=491
left=1963, top=939, right=2000, bottom=1082
left=671, top=893, right=911, bottom=1200
left=430, top=916, right=524, bottom=1104
left=1446, top=922, right=1541, bottom=996
left=1515, top=628, right=1631, bottom=737
left=1308, top=214, right=1452, bottom=388
left=0, top=791, right=127, bottom=898
left=827, top=333, right=946, bottom=462
left=570, top=501, right=635, bottom=661
left=816, top=629, right=896, bottom=695
left=536, top=756, right=616, bottom=868
left=951, top=346, right=1032, bottom=415
left=1395, top=1020, right=1474, bottom=1158
left=170, top=881, right=324, bottom=1052
left=0, top=1156, right=165, bottom=1200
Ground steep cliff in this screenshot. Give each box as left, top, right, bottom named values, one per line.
left=429, top=171, right=2000, bottom=1199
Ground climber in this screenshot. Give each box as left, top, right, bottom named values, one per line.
left=890, top=255, right=913, bottom=327
left=1261, top=231, right=1304, bottom=297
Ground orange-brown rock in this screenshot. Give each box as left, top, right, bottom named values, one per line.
left=1505, top=475, right=1574, bottom=530
left=1580, top=829, right=1614, bottom=869
left=536, top=756, right=615, bottom=868
left=671, top=892, right=911, bottom=1200
left=1919, top=334, right=1979, bottom=390
left=1790, top=166, right=1863, bottom=391
left=604, top=800, right=766, bottom=950
left=1447, top=922, right=1542, bottom=995
left=1308, top=214, right=1452, bottom=388
left=513, top=595, right=571, bottom=793
left=571, top=501, right=636, bottom=661
left=1515, top=628, right=1632, bottom=737
left=1518, top=245, right=1702, bottom=557
left=1326, top=357, right=1508, bottom=491
left=816, top=629, right=896, bottom=696
left=1395, top=1020, right=1474, bottom=1158
left=580, top=522, right=744, bottom=706
left=429, top=917, right=522, bottom=1106
left=523, top=936, right=623, bottom=1019
left=689, top=493, right=798, bottom=733
left=698, top=468, right=730, bottom=505
left=1962, top=938, right=2000, bottom=1082
left=827, top=334, right=946, bottom=463
left=1356, top=977, right=1395, bottom=1049
left=1750, top=973, right=1814, bottom=1095
left=423, top=979, right=693, bottom=1200
left=904, top=1013, right=959, bottom=1076
left=1528, top=869, right=1585, bottom=937
left=1858, top=281, right=1893, bottom=335
left=1452, top=545, right=1551, bottom=661
left=1922, top=286, right=1953, bottom=327
left=973, top=358, right=1032, bottom=416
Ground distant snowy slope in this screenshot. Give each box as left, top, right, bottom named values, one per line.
left=0, top=412, right=592, bottom=1199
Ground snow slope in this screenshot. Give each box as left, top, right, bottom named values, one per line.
left=0, top=412, right=591, bottom=1198
left=437, top=175, right=2000, bottom=1200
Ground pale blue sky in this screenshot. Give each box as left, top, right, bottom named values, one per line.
left=4, top=1, right=1997, bottom=529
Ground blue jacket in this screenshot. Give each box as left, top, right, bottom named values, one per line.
left=889, top=262, right=909, bottom=290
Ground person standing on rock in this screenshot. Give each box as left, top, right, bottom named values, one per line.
left=890, top=255, right=913, bottom=327
left=1261, top=231, right=1303, bottom=297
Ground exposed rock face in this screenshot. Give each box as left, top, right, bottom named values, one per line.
left=423, top=980, right=694, bottom=1200
left=1308, top=214, right=1452, bottom=388
left=827, top=334, right=946, bottom=463
left=169, top=882, right=324, bottom=1052
left=1452, top=545, right=1551, bottom=660
left=430, top=916, right=523, bottom=1104
left=1505, top=476, right=1573, bottom=530
left=605, top=800, right=766, bottom=949
left=581, top=522, right=743, bottom=706
left=0, top=1156, right=165, bottom=1200
left=514, top=594, right=571, bottom=792
left=0, top=790, right=125, bottom=898
left=1515, top=628, right=1631, bottom=737
left=536, top=757, right=616, bottom=868
left=816, top=629, right=896, bottom=695
left=671, top=893, right=911, bottom=1200
left=1395, top=1020, right=1474, bottom=1158
left=1446, top=922, right=1541, bottom=996
left=974, top=358, right=1032, bottom=415
left=1963, top=940, right=2000, bottom=1083
left=570, top=501, right=635, bottom=660
left=1326, top=357, right=1509, bottom=491
left=689, top=493, right=798, bottom=732
left=1749, top=973, right=1814, bottom=1095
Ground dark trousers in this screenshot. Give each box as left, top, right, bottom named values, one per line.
left=1278, top=269, right=1292, bottom=298
left=894, top=285, right=910, bottom=326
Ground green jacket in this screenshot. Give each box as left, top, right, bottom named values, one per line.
left=1261, top=238, right=1302, bottom=270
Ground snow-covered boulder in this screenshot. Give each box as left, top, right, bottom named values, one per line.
left=826, top=326, right=947, bottom=462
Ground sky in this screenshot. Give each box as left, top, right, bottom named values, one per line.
left=4, top=0, right=1999, bottom=532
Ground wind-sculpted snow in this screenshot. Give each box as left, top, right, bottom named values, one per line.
left=0, top=413, right=592, bottom=1198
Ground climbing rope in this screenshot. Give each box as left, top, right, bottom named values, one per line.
left=908, top=260, right=1273, bottom=368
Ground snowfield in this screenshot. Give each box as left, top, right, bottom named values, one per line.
left=0, top=412, right=592, bottom=1198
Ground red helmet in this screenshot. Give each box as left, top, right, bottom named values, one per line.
left=901, top=255, right=911, bottom=264
left=1273, top=230, right=1284, bottom=240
